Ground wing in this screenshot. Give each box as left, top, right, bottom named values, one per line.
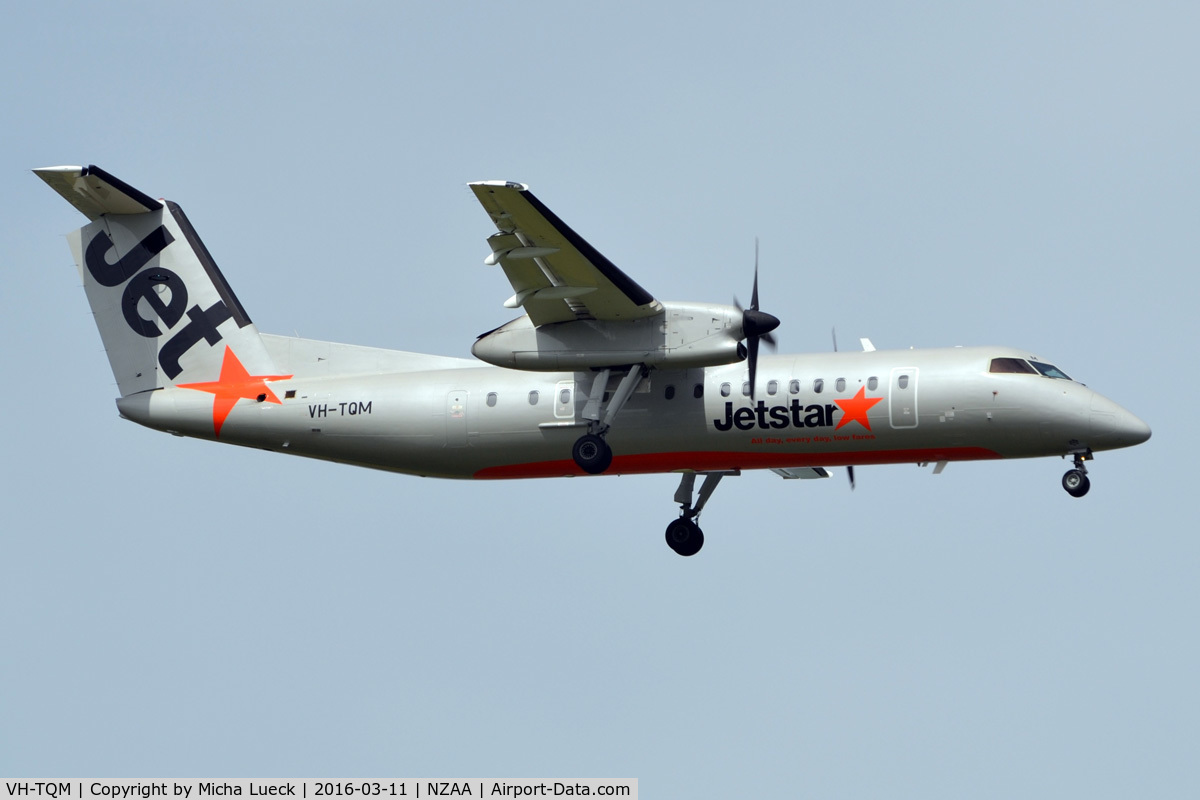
left=469, top=181, right=662, bottom=326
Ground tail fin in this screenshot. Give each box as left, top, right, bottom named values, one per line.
left=36, top=165, right=279, bottom=397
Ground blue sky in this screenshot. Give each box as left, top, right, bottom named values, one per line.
left=3, top=3, right=1197, bottom=796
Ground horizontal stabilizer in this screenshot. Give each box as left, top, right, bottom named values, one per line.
left=34, top=165, right=162, bottom=220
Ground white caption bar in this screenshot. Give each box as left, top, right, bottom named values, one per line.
left=2, top=782, right=636, bottom=800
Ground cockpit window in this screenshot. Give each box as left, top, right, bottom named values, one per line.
left=989, top=357, right=1037, bottom=375
left=1030, top=361, right=1072, bottom=380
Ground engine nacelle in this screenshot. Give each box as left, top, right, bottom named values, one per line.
left=472, top=302, right=746, bottom=371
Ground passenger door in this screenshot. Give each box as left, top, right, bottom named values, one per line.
left=889, top=368, right=919, bottom=428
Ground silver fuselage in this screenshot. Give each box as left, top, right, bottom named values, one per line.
left=114, top=341, right=1149, bottom=480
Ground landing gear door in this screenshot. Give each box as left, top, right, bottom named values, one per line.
left=554, top=380, right=575, bottom=420
left=889, top=368, right=918, bottom=429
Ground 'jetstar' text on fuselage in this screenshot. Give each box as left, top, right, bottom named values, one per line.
left=713, top=400, right=840, bottom=432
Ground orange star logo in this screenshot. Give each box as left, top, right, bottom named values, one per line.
left=834, top=386, right=883, bottom=431
left=178, top=346, right=292, bottom=437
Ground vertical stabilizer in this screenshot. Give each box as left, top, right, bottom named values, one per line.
left=38, top=165, right=278, bottom=397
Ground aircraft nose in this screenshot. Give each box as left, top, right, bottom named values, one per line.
left=1089, top=392, right=1151, bottom=449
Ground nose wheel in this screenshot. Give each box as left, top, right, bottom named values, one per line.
left=665, top=518, right=704, bottom=557
left=1062, top=469, right=1090, bottom=497
left=665, top=471, right=735, bottom=556
left=1062, top=451, right=1092, bottom=498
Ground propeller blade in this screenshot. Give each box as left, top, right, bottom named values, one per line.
left=737, top=237, right=779, bottom=401
left=847, top=465, right=856, bottom=490
left=751, top=239, right=761, bottom=311
left=747, top=335, right=760, bottom=400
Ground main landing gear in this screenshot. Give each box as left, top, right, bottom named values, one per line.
left=665, top=472, right=733, bottom=556
left=572, top=434, right=612, bottom=474
left=571, top=365, right=649, bottom=474
left=1062, top=450, right=1092, bottom=498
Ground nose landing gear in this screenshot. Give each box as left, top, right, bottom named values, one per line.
left=1062, top=450, right=1092, bottom=498
left=665, top=471, right=735, bottom=556
left=665, top=518, right=704, bottom=557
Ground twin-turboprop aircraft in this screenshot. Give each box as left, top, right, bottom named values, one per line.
left=37, top=165, right=1151, bottom=556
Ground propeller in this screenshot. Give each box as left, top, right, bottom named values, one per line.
left=735, top=239, right=780, bottom=400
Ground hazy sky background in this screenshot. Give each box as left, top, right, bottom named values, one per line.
left=3, top=3, right=1196, bottom=796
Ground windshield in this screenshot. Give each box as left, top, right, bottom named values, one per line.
left=1029, top=360, right=1072, bottom=380
left=989, top=357, right=1037, bottom=374
left=990, top=356, right=1075, bottom=381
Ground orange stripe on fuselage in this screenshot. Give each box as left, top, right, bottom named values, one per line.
left=473, top=447, right=1002, bottom=479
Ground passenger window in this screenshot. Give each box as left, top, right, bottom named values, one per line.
left=813, top=379, right=824, bottom=394
left=693, top=384, right=704, bottom=399
left=559, top=389, right=571, bottom=405
left=486, top=392, right=497, bottom=407
left=767, top=380, right=778, bottom=395
left=835, top=378, right=846, bottom=392
left=742, top=382, right=751, bottom=397
left=665, top=385, right=676, bottom=400
left=898, top=375, right=909, bottom=390
left=720, top=382, right=731, bottom=397
left=789, top=379, right=800, bottom=394
left=528, top=390, right=539, bottom=405
left=868, top=376, right=878, bottom=391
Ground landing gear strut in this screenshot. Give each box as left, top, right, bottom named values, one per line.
left=571, top=365, right=649, bottom=474
left=1062, top=451, right=1092, bottom=498
left=665, top=472, right=733, bottom=556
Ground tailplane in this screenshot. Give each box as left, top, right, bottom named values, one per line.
left=36, top=165, right=278, bottom=397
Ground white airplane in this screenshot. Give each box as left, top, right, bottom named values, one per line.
left=37, top=165, right=1151, bottom=556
